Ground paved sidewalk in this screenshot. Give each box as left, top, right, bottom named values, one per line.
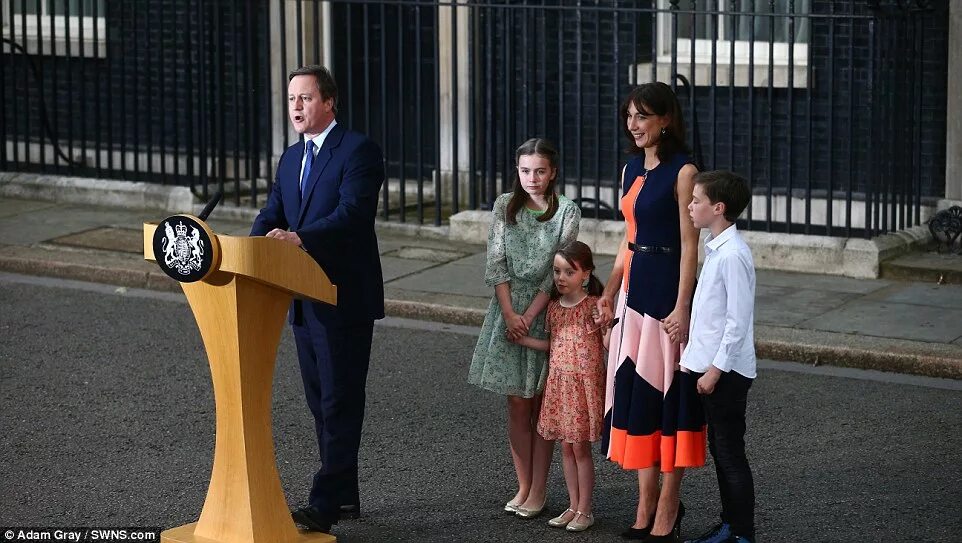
left=1, top=196, right=960, bottom=378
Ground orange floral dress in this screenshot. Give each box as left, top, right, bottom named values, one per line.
left=537, top=295, right=606, bottom=443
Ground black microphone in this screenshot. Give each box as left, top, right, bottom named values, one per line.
left=197, top=191, right=223, bottom=221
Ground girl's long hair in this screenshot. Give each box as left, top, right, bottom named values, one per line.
left=549, top=241, right=605, bottom=300
left=620, top=82, right=690, bottom=163
left=506, top=138, right=561, bottom=225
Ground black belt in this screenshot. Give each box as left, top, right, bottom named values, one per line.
left=628, top=242, right=675, bottom=254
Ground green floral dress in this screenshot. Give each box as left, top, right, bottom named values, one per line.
left=467, top=193, right=581, bottom=398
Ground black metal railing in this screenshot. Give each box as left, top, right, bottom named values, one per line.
left=1, top=0, right=273, bottom=205
left=0, top=0, right=947, bottom=238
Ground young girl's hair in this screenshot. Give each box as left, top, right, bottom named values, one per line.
left=550, top=241, right=605, bottom=300
left=620, top=82, right=690, bottom=163
left=506, top=138, right=561, bottom=225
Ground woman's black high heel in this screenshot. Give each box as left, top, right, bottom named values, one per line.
left=620, top=510, right=657, bottom=540
left=642, top=501, right=685, bottom=543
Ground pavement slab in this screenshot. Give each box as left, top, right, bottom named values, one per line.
left=386, top=260, right=491, bottom=298
left=45, top=226, right=145, bottom=254
left=871, top=282, right=962, bottom=310
left=799, top=300, right=962, bottom=344
left=446, top=251, right=487, bottom=268
left=0, top=205, right=149, bottom=245
left=756, top=269, right=891, bottom=294
left=377, top=233, right=484, bottom=254
left=755, top=284, right=861, bottom=327
left=0, top=198, right=57, bottom=218
left=380, top=255, right=443, bottom=283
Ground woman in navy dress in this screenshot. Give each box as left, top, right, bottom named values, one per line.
left=597, top=82, right=706, bottom=542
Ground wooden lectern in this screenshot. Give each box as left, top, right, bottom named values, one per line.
left=144, top=218, right=337, bottom=543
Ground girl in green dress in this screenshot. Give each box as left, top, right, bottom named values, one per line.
left=467, top=138, right=581, bottom=518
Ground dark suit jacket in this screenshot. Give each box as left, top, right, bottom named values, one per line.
left=251, top=123, right=385, bottom=325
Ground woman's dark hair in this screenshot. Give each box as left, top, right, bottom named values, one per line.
left=506, top=138, right=560, bottom=225
left=620, top=82, right=689, bottom=163
left=549, top=241, right=605, bottom=300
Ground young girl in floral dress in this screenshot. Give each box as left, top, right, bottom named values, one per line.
left=512, top=241, right=606, bottom=532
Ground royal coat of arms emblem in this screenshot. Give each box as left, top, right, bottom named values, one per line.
left=162, top=220, right=205, bottom=275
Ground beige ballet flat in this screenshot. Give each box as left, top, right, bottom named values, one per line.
left=514, top=499, right=546, bottom=519
left=547, top=508, right=576, bottom=528
left=504, top=499, right=522, bottom=514
left=566, top=511, right=595, bottom=532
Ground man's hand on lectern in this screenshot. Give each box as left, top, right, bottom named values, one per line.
left=266, top=228, right=303, bottom=248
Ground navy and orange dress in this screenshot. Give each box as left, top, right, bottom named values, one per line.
left=602, top=152, right=707, bottom=471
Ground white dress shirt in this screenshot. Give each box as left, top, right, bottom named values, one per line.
left=680, top=224, right=757, bottom=378
left=299, top=119, right=338, bottom=188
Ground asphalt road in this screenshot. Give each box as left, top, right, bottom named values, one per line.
left=1, top=273, right=960, bottom=542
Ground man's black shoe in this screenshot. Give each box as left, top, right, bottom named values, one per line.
left=292, top=505, right=336, bottom=533
left=339, top=504, right=361, bottom=520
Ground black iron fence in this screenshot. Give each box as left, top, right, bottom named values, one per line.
left=1, top=0, right=272, bottom=202
left=0, top=0, right=948, bottom=238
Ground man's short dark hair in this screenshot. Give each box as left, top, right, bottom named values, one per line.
left=289, top=65, right=338, bottom=113
left=694, top=170, right=751, bottom=222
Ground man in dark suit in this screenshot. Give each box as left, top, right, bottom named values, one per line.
left=251, top=64, right=385, bottom=534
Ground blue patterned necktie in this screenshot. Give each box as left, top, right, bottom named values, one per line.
left=301, top=140, right=315, bottom=199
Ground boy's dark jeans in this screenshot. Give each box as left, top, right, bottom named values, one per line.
left=701, top=369, right=755, bottom=540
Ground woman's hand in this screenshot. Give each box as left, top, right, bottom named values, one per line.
left=661, top=306, right=690, bottom=344
left=504, top=312, right=530, bottom=340
left=595, top=295, right=614, bottom=327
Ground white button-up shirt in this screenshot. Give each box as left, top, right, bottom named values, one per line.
left=680, top=224, right=757, bottom=378
left=298, top=119, right=338, bottom=186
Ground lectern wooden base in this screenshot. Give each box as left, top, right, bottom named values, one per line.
left=161, top=523, right=335, bottom=543
left=144, top=221, right=340, bottom=543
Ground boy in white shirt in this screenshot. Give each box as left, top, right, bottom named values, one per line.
left=680, top=170, right=756, bottom=543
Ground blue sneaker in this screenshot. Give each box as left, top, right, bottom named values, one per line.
left=685, top=523, right=731, bottom=543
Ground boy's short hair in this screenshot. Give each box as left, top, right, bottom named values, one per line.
left=694, top=170, right=751, bottom=222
